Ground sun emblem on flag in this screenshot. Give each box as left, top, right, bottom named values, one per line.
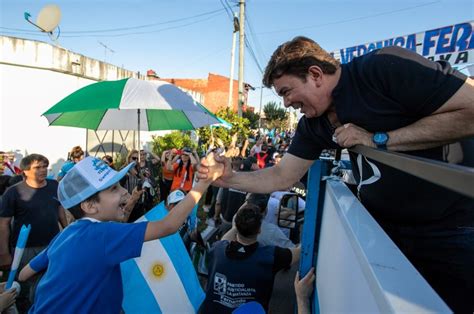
left=151, top=263, right=165, bottom=279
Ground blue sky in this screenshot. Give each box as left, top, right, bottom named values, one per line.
left=1, top=0, right=473, bottom=108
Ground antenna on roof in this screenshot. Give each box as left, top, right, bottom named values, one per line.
left=98, top=41, right=115, bottom=63
left=24, top=4, right=62, bottom=43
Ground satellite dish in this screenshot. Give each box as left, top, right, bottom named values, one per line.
left=36, top=4, right=61, bottom=32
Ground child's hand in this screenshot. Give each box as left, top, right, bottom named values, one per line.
left=0, top=282, right=17, bottom=311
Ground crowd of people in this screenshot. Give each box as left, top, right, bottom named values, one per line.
left=0, top=129, right=305, bottom=313
left=0, top=34, right=473, bottom=313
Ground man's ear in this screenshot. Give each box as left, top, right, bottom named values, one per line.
left=81, top=199, right=99, bottom=215
left=308, top=65, right=324, bottom=86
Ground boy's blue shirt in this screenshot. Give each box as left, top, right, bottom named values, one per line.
left=29, top=219, right=147, bottom=314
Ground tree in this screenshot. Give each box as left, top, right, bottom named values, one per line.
left=242, top=108, right=260, bottom=129
left=151, top=131, right=195, bottom=156
left=263, top=101, right=287, bottom=130
left=196, top=107, right=251, bottom=153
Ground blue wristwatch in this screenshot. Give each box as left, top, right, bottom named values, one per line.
left=373, top=132, right=389, bottom=149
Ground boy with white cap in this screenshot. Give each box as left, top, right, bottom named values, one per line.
left=166, top=189, right=186, bottom=212
left=18, top=153, right=223, bottom=313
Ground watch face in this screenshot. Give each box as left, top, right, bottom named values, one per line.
left=374, top=133, right=388, bottom=144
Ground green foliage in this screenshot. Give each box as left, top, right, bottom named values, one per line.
left=263, top=101, right=286, bottom=121
left=151, top=131, right=196, bottom=156
left=197, top=107, right=251, bottom=150
left=242, top=108, right=260, bottom=129
left=113, top=152, right=126, bottom=170
left=263, top=101, right=288, bottom=130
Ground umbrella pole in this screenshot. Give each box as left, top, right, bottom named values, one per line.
left=137, top=109, right=141, bottom=163
left=85, top=129, right=89, bottom=157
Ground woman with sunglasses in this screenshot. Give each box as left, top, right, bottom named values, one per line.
left=119, top=150, right=144, bottom=222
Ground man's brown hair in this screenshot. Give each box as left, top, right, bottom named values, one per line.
left=263, top=36, right=340, bottom=88
left=20, top=154, right=49, bottom=171
left=235, top=204, right=262, bottom=238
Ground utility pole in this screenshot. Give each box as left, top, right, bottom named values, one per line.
left=228, top=13, right=239, bottom=109
left=237, top=0, right=245, bottom=117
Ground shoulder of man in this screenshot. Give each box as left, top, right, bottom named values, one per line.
left=273, top=246, right=292, bottom=270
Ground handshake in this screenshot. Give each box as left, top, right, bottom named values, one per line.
left=200, top=151, right=224, bottom=183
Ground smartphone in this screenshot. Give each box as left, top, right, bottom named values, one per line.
left=137, top=179, right=143, bottom=191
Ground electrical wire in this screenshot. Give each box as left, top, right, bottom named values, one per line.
left=55, top=11, right=225, bottom=38
left=0, top=7, right=227, bottom=34
left=257, top=1, right=440, bottom=35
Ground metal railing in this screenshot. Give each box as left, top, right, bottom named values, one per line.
left=350, top=145, right=474, bottom=198
left=299, top=144, right=473, bottom=314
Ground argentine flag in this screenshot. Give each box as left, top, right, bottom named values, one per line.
left=121, top=202, right=205, bottom=313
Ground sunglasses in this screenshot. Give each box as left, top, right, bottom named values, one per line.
left=131, top=157, right=138, bottom=161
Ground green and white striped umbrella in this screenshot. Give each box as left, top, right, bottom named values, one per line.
left=43, top=78, right=220, bottom=131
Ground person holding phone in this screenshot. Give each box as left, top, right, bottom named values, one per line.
left=167, top=147, right=198, bottom=193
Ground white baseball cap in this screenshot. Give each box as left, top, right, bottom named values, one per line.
left=167, top=189, right=186, bottom=205
left=58, top=156, right=134, bottom=209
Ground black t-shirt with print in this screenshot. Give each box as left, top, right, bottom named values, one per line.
left=288, top=46, right=473, bottom=226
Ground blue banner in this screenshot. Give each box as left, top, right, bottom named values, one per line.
left=332, top=21, right=474, bottom=66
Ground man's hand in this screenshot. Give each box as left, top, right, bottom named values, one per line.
left=200, top=152, right=224, bottom=183
left=0, top=254, right=12, bottom=270
left=334, top=123, right=376, bottom=148
left=196, top=154, right=232, bottom=187
left=294, top=268, right=316, bottom=299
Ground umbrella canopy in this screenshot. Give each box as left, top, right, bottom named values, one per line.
left=43, top=78, right=220, bottom=131
left=196, top=103, right=232, bottom=129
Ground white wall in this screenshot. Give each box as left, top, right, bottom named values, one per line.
left=0, top=36, right=137, bottom=175
left=1, top=63, right=93, bottom=171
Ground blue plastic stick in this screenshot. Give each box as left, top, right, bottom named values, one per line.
left=6, top=224, right=31, bottom=289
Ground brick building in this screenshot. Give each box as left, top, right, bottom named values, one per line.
left=147, top=70, right=253, bottom=113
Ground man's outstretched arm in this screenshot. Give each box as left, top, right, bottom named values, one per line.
left=199, top=153, right=314, bottom=194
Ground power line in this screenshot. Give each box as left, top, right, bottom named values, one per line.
left=257, top=1, right=440, bottom=35
left=219, top=0, right=234, bottom=21
left=56, top=12, right=224, bottom=38
left=245, top=11, right=266, bottom=68
left=1, top=11, right=224, bottom=39
left=244, top=36, right=264, bottom=74
left=0, top=7, right=227, bottom=34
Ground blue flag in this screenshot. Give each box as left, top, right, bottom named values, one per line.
left=121, top=202, right=205, bottom=313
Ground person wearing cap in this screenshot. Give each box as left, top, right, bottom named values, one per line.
left=165, top=189, right=195, bottom=248
left=166, top=189, right=186, bottom=212
left=0, top=153, right=68, bottom=312
left=18, top=153, right=223, bottom=313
